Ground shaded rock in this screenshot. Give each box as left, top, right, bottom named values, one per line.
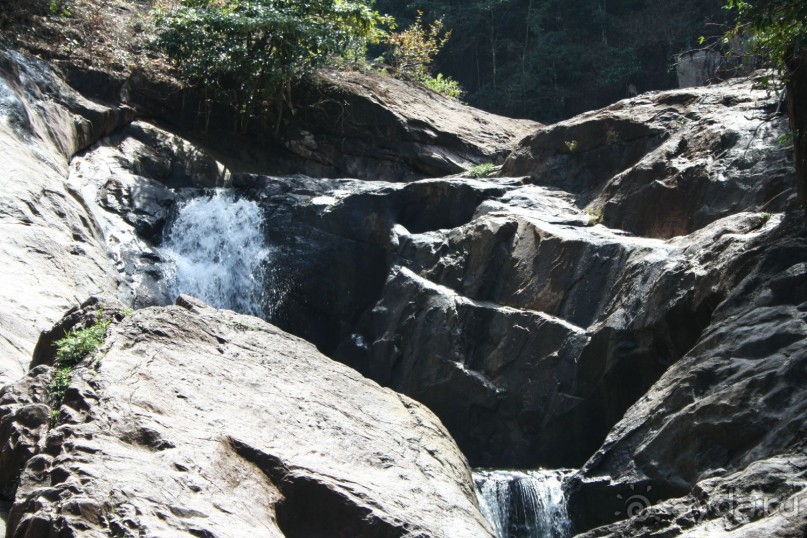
left=0, top=368, right=51, bottom=500
left=236, top=174, right=514, bottom=353
left=2, top=297, right=492, bottom=537
left=502, top=114, right=668, bottom=196
left=576, top=456, right=807, bottom=537
left=336, top=207, right=774, bottom=468
left=285, top=69, right=540, bottom=180
left=567, top=212, right=807, bottom=534
left=0, top=48, right=133, bottom=385
left=502, top=77, right=795, bottom=238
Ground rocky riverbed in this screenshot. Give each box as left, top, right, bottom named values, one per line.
left=0, top=44, right=805, bottom=537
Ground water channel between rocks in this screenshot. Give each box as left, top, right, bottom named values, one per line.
left=159, top=190, right=573, bottom=538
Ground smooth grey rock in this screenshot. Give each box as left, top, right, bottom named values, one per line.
left=677, top=50, right=722, bottom=88
left=2, top=297, right=492, bottom=537
left=503, top=77, right=795, bottom=238
left=0, top=49, right=132, bottom=386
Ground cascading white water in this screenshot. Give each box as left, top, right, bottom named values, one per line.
left=474, top=470, right=572, bottom=538
left=161, top=190, right=269, bottom=317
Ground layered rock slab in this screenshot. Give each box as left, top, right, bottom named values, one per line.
left=0, top=296, right=491, bottom=537
left=503, top=76, right=796, bottom=238
left=0, top=48, right=133, bottom=385
left=568, top=212, right=807, bottom=535
left=338, top=207, right=775, bottom=468
left=284, top=69, right=541, bottom=180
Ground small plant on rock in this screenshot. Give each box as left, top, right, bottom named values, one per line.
left=48, top=316, right=111, bottom=425
left=565, top=139, right=580, bottom=152
left=466, top=163, right=496, bottom=178
left=587, top=207, right=604, bottom=226
left=386, top=10, right=464, bottom=99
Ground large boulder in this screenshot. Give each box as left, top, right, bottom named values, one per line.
left=336, top=206, right=776, bottom=468
left=1, top=296, right=491, bottom=537
left=567, top=212, right=807, bottom=535
left=283, top=69, right=541, bottom=180
left=502, top=76, right=796, bottom=238
left=0, top=48, right=133, bottom=386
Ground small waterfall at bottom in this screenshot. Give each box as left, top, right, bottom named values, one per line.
left=161, top=190, right=270, bottom=317
left=474, top=470, right=572, bottom=538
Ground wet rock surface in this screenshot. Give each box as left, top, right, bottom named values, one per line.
left=0, top=296, right=491, bottom=537
left=1, top=43, right=806, bottom=537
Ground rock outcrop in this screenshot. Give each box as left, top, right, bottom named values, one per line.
left=1, top=296, right=491, bottom=537
left=0, top=49, right=133, bottom=386
left=283, top=69, right=541, bottom=180
left=566, top=211, right=807, bottom=534
left=2, top=35, right=806, bottom=537
left=503, top=76, right=795, bottom=238
left=67, top=74, right=799, bottom=478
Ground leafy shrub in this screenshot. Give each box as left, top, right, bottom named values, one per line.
left=422, top=73, right=464, bottom=99
left=55, top=318, right=110, bottom=367
left=466, top=163, right=495, bottom=178
left=152, top=0, right=390, bottom=133
left=386, top=10, right=449, bottom=81
left=48, top=317, right=111, bottom=425
left=49, top=0, right=71, bottom=17
left=385, top=10, right=465, bottom=98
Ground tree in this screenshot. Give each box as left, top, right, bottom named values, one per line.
left=385, top=10, right=464, bottom=98
left=152, top=0, right=389, bottom=134
left=725, top=0, right=807, bottom=203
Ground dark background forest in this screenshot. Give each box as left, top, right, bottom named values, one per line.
left=376, top=0, right=728, bottom=122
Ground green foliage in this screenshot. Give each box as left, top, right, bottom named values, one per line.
left=565, top=139, right=579, bottom=152
left=49, top=0, right=71, bottom=17
left=384, top=11, right=465, bottom=97
left=377, top=0, right=728, bottom=122
left=422, top=72, right=464, bottom=98
left=55, top=318, right=110, bottom=368
left=724, top=0, right=807, bottom=80
left=386, top=10, right=450, bottom=80
left=49, top=317, right=111, bottom=426
left=151, top=0, right=391, bottom=133
left=466, top=162, right=495, bottom=177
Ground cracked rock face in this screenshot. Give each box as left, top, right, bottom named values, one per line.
left=0, top=49, right=133, bottom=386
left=0, top=296, right=491, bottom=537
left=567, top=212, right=807, bottom=534
left=503, top=77, right=796, bottom=238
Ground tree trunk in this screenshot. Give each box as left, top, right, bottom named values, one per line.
left=786, top=51, right=807, bottom=205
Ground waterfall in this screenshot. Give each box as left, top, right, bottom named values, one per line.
left=473, top=470, right=571, bottom=538
left=161, top=190, right=269, bottom=317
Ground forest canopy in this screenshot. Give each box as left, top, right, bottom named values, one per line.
left=376, top=0, right=727, bottom=122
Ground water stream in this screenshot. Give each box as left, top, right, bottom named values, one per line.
left=161, top=190, right=270, bottom=317
left=474, top=470, right=572, bottom=538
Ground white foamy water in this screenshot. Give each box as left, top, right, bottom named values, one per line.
left=161, top=190, right=269, bottom=317
left=474, top=470, right=571, bottom=538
